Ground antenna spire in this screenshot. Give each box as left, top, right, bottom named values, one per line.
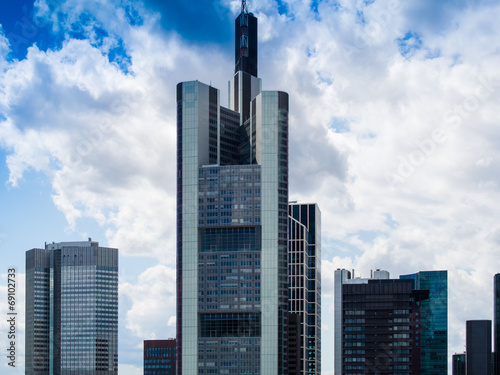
left=241, top=0, right=247, bottom=14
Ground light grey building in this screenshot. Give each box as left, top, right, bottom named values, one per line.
left=288, top=203, right=321, bottom=375
left=25, top=239, right=118, bottom=375
left=176, top=3, right=289, bottom=375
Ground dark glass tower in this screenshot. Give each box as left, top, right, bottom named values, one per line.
left=466, top=320, right=492, bottom=375
left=288, top=203, right=321, bottom=375
left=234, top=1, right=257, bottom=77
left=400, top=271, right=448, bottom=375
left=334, top=269, right=425, bottom=375
left=452, top=353, right=466, bottom=375
left=334, top=269, right=447, bottom=375
left=25, top=239, right=118, bottom=375
left=495, top=273, right=500, bottom=375
left=176, top=2, right=289, bottom=375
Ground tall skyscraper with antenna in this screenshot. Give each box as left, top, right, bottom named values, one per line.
left=176, top=2, right=289, bottom=374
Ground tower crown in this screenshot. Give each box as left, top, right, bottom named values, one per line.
left=235, top=1, right=257, bottom=77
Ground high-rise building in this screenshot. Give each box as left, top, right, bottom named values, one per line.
left=400, top=271, right=448, bottom=374
left=452, top=353, right=466, bottom=375
left=494, top=273, right=500, bottom=375
left=25, top=239, right=118, bottom=375
left=144, top=339, right=176, bottom=375
left=466, top=320, right=492, bottom=375
left=334, top=269, right=447, bottom=375
left=334, top=269, right=422, bottom=375
left=176, top=1, right=289, bottom=374
left=288, top=203, right=321, bottom=375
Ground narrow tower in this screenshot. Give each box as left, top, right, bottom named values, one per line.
left=235, top=0, right=258, bottom=77
left=288, top=203, right=322, bottom=375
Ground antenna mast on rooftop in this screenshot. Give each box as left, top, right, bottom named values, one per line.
left=241, top=0, right=247, bottom=13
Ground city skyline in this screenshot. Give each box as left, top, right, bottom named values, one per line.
left=1, top=0, right=500, bottom=374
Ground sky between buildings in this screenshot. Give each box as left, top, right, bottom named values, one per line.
left=1, top=0, right=500, bottom=374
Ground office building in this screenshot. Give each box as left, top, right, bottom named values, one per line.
left=25, top=239, right=118, bottom=374
left=334, top=269, right=447, bottom=375
left=466, top=320, right=492, bottom=375
left=288, top=203, right=321, bottom=375
left=335, top=269, right=420, bottom=375
left=144, top=339, right=176, bottom=375
left=452, top=353, right=466, bottom=375
left=400, top=270, right=448, bottom=374
left=176, top=1, right=289, bottom=374
left=495, top=274, right=500, bottom=375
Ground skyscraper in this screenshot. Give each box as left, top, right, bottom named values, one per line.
left=144, top=339, right=176, bottom=375
left=334, top=269, right=420, bottom=375
left=400, top=270, right=448, bottom=374
left=25, top=239, right=118, bottom=375
left=494, top=273, right=500, bottom=375
left=452, top=353, right=466, bottom=375
left=466, top=320, right=492, bottom=375
left=288, top=203, right=321, bottom=375
left=334, top=269, right=448, bottom=375
left=176, top=2, right=289, bottom=375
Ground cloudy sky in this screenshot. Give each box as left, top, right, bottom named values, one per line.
left=1, top=0, right=500, bottom=373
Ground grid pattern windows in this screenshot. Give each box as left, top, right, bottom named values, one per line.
left=200, top=313, right=261, bottom=337
left=25, top=243, right=118, bottom=375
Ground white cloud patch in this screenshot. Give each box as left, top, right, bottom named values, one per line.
left=0, top=27, right=10, bottom=67
left=120, top=264, right=176, bottom=340
left=119, top=264, right=176, bottom=368
left=119, top=363, right=142, bottom=375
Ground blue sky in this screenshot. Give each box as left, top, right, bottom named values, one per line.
left=2, top=0, right=500, bottom=374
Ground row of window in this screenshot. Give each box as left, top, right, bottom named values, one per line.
left=200, top=262, right=259, bottom=267
left=198, top=370, right=260, bottom=374
left=199, top=276, right=260, bottom=281
left=200, top=205, right=260, bottom=210
left=199, top=197, right=258, bottom=203
left=200, top=219, right=259, bottom=225
left=200, top=254, right=259, bottom=260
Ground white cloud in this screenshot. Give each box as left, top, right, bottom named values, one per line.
left=0, top=27, right=10, bottom=67
left=120, top=264, right=176, bottom=340
left=119, top=363, right=142, bottom=375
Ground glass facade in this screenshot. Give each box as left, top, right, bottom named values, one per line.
left=337, top=275, right=416, bottom=375
left=288, top=203, right=321, bottom=375
left=335, top=269, right=447, bottom=375
left=400, top=271, right=448, bottom=375
left=466, top=320, right=492, bottom=375
left=234, top=12, right=258, bottom=78
left=144, top=339, right=177, bottom=375
left=452, top=353, right=466, bottom=375
left=177, top=80, right=289, bottom=375
left=25, top=240, right=118, bottom=375
left=494, top=274, right=500, bottom=375
left=26, top=249, right=51, bottom=374
left=177, top=6, right=289, bottom=375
